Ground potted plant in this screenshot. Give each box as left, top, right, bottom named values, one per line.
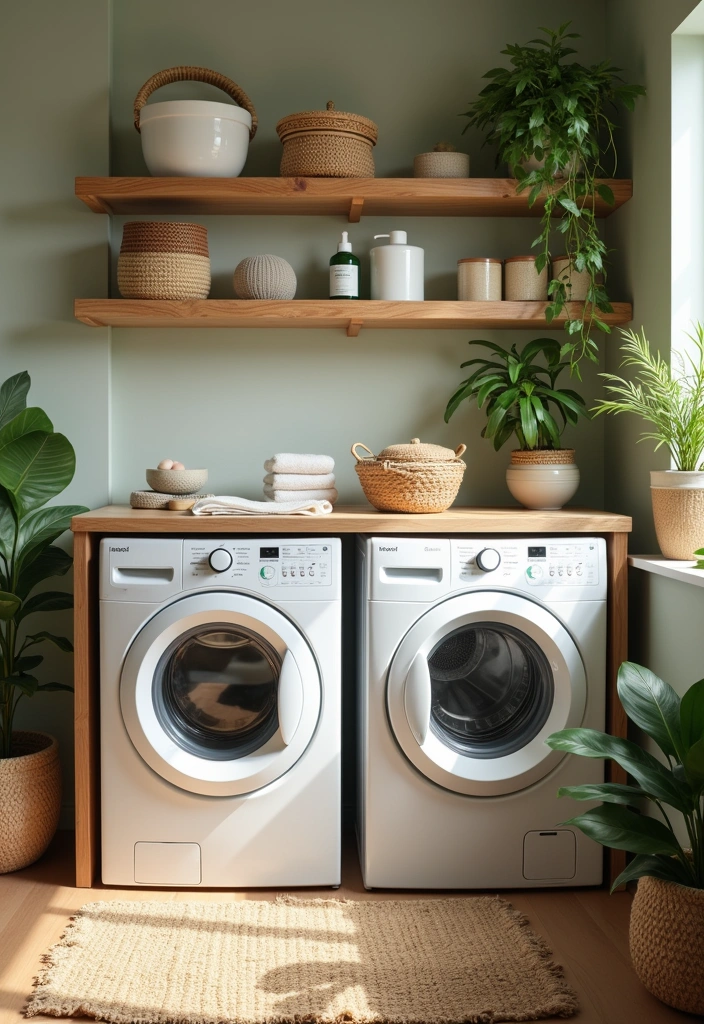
left=461, top=22, right=644, bottom=372
left=547, top=661, right=704, bottom=1014
left=0, top=371, right=87, bottom=873
left=444, top=336, right=587, bottom=509
left=592, top=324, right=704, bottom=559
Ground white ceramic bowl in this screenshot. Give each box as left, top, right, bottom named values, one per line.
left=139, top=100, right=252, bottom=177
left=506, top=463, right=580, bottom=510
left=146, top=468, right=208, bottom=494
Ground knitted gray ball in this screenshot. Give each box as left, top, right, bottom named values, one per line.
left=233, top=254, right=297, bottom=299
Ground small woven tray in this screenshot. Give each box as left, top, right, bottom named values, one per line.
left=131, top=490, right=214, bottom=509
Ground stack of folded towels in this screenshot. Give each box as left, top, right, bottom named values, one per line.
left=263, top=453, right=337, bottom=504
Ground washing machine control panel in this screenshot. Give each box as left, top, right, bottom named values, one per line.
left=184, top=540, right=334, bottom=589
left=454, top=539, right=600, bottom=588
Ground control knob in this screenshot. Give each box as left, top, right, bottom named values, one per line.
left=475, top=548, right=501, bottom=572
left=208, top=548, right=233, bottom=573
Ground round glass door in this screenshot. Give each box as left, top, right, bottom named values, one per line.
left=154, top=624, right=280, bottom=761
left=386, top=591, right=586, bottom=796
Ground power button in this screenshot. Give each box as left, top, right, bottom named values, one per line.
left=260, top=565, right=275, bottom=580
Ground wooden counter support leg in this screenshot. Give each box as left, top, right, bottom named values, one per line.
left=348, top=197, right=364, bottom=222
left=606, top=531, right=629, bottom=888
left=347, top=320, right=363, bottom=337
left=74, top=531, right=100, bottom=887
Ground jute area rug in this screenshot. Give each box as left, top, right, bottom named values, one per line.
left=25, top=896, right=578, bottom=1024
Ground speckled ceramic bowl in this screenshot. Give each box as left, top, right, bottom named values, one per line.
left=146, top=468, right=208, bottom=494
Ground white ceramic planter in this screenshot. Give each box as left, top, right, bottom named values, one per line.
left=506, top=462, right=580, bottom=510
left=139, top=99, right=252, bottom=177
left=651, top=470, right=704, bottom=559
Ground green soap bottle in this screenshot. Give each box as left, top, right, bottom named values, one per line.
left=329, top=231, right=360, bottom=298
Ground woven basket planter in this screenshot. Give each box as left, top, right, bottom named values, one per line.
left=117, top=222, right=211, bottom=300
left=352, top=438, right=466, bottom=514
left=276, top=101, right=378, bottom=178
left=507, top=449, right=579, bottom=510
left=630, top=874, right=704, bottom=1015
left=413, top=151, right=469, bottom=178
left=651, top=471, right=704, bottom=559
left=0, top=732, right=61, bottom=874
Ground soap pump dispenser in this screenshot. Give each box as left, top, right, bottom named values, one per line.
left=329, top=231, right=360, bottom=299
left=370, top=230, right=424, bottom=300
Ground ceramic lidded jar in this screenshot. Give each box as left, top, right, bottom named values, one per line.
left=351, top=437, right=466, bottom=513
left=458, top=258, right=502, bottom=301
left=504, top=255, right=548, bottom=301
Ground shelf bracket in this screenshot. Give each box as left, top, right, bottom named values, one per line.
left=348, top=197, right=364, bottom=223
left=347, top=320, right=363, bottom=337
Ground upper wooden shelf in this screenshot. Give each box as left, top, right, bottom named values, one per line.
left=75, top=176, right=632, bottom=221
left=74, top=298, right=633, bottom=333
left=72, top=504, right=633, bottom=534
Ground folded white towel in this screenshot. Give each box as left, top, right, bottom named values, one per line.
left=264, top=485, right=338, bottom=503
left=191, top=495, right=332, bottom=516
left=264, top=453, right=335, bottom=475
left=264, top=472, right=336, bottom=490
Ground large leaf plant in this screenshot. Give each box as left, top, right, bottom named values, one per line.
left=547, top=662, right=704, bottom=891
left=444, top=336, right=588, bottom=450
left=0, top=371, right=87, bottom=759
left=461, top=22, right=645, bottom=374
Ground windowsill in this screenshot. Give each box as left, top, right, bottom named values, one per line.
left=628, top=554, right=704, bottom=588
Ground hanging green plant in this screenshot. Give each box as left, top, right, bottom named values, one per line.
left=461, top=22, right=645, bottom=374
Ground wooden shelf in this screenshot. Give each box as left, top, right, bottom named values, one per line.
left=75, top=176, right=632, bottom=220
left=74, top=298, right=633, bottom=332
left=72, top=504, right=633, bottom=534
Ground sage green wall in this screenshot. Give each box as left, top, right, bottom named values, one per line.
left=108, top=0, right=608, bottom=508
left=0, top=0, right=110, bottom=823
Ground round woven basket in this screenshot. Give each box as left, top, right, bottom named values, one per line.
left=630, top=874, right=704, bottom=1015
left=0, top=732, right=61, bottom=874
left=118, top=222, right=211, bottom=300
left=276, top=101, right=378, bottom=178
left=352, top=438, right=466, bottom=514
left=651, top=479, right=704, bottom=559
left=511, top=448, right=575, bottom=465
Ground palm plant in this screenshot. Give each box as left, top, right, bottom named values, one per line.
left=547, top=662, right=704, bottom=891
left=444, top=336, right=588, bottom=449
left=592, top=325, right=704, bottom=471
left=0, top=371, right=87, bottom=758
left=461, top=22, right=644, bottom=372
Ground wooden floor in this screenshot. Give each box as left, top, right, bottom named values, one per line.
left=0, top=833, right=697, bottom=1024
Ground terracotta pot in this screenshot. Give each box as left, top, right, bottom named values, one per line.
left=506, top=449, right=580, bottom=510
left=630, top=874, right=704, bottom=1015
left=0, top=732, right=61, bottom=873
left=651, top=470, right=704, bottom=559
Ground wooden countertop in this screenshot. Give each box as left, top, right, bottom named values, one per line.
left=71, top=504, right=632, bottom=534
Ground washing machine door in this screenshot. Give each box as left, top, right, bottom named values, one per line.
left=386, top=591, right=586, bottom=796
left=120, top=592, right=321, bottom=796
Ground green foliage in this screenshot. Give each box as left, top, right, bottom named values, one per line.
left=461, top=22, right=644, bottom=372
left=694, top=548, right=704, bottom=570
left=592, top=324, right=704, bottom=471
left=444, top=336, right=588, bottom=450
left=547, top=662, right=704, bottom=891
left=0, top=372, right=87, bottom=759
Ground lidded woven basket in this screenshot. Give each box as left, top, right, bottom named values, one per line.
left=276, top=101, right=378, bottom=178
left=117, top=221, right=211, bottom=300
left=352, top=437, right=466, bottom=513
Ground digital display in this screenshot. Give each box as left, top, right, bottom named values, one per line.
left=260, top=547, right=279, bottom=559
left=528, top=546, right=546, bottom=559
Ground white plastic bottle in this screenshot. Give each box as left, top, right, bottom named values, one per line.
left=370, top=230, right=424, bottom=300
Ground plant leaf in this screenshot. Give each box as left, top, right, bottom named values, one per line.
left=16, top=505, right=87, bottom=570
left=557, top=782, right=649, bottom=805
left=15, top=545, right=72, bottom=600
left=23, top=630, right=73, bottom=654
left=0, top=589, right=21, bottom=621
left=562, top=804, right=681, bottom=856
left=617, top=661, right=683, bottom=761
left=684, top=737, right=704, bottom=788
left=0, top=486, right=17, bottom=565
left=15, top=654, right=43, bottom=673
left=35, top=682, right=73, bottom=693
left=610, top=853, right=693, bottom=892
left=16, top=590, right=73, bottom=623
left=681, top=678, right=704, bottom=752
left=0, top=430, right=76, bottom=519
left=0, top=371, right=30, bottom=430
left=2, top=673, right=38, bottom=696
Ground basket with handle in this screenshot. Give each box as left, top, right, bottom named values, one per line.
left=134, top=66, right=258, bottom=137
left=276, top=101, right=377, bottom=178
left=352, top=438, right=466, bottom=513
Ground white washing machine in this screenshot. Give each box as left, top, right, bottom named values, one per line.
left=357, top=536, right=607, bottom=889
left=100, top=536, right=341, bottom=887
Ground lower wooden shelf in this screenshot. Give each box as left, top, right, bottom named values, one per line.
left=74, top=298, right=633, bottom=332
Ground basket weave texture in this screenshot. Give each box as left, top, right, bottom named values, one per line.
left=352, top=438, right=466, bottom=514
left=134, top=66, right=257, bottom=139
left=651, top=486, right=704, bottom=559
left=629, top=874, right=704, bottom=1015
left=511, top=449, right=575, bottom=465
left=118, top=222, right=211, bottom=299
left=0, top=732, right=61, bottom=874
left=276, top=101, right=377, bottom=178
left=234, top=255, right=297, bottom=299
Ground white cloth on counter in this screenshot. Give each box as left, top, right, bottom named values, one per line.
left=264, top=453, right=335, bottom=475
left=263, top=471, right=336, bottom=490
left=263, top=485, right=338, bottom=503
left=191, top=495, right=333, bottom=516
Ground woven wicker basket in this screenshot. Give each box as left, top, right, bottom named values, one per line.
left=117, top=221, right=211, bottom=300
left=276, top=101, right=378, bottom=178
left=352, top=438, right=466, bottom=513
left=0, top=732, right=61, bottom=874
